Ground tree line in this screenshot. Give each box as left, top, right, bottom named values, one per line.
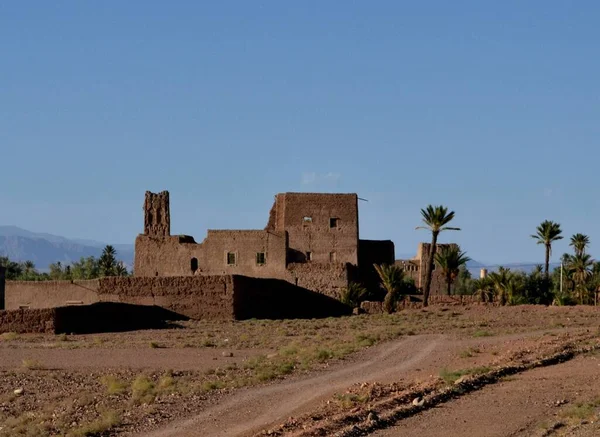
left=0, top=245, right=129, bottom=281
left=342, top=206, right=600, bottom=311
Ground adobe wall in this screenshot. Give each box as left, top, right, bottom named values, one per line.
left=286, top=262, right=352, bottom=299
left=97, top=276, right=235, bottom=320
left=134, top=235, right=201, bottom=277
left=200, top=230, right=288, bottom=278
left=268, top=193, right=359, bottom=265
left=0, top=266, right=5, bottom=311
left=5, top=280, right=100, bottom=310
left=0, top=308, right=57, bottom=334
left=232, top=275, right=352, bottom=320
left=134, top=231, right=288, bottom=279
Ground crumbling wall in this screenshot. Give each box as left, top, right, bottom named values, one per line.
left=273, top=193, right=359, bottom=265
left=0, top=308, right=56, bottom=334
left=286, top=262, right=352, bottom=299
left=134, top=235, right=203, bottom=277
left=144, top=191, right=170, bottom=237
left=134, top=231, right=288, bottom=279
left=97, top=276, right=235, bottom=320
left=5, top=280, right=100, bottom=310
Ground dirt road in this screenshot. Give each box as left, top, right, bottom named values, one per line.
left=370, top=354, right=600, bottom=437
left=143, top=330, right=568, bottom=437
left=143, top=334, right=444, bottom=437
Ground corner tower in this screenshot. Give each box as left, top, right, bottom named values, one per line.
left=144, top=191, right=170, bottom=237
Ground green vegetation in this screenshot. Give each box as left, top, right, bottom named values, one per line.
left=560, top=398, right=600, bottom=421
left=416, top=205, right=461, bottom=307
left=340, top=282, right=368, bottom=308
left=531, top=220, right=563, bottom=277
left=439, top=366, right=492, bottom=384
left=373, top=263, right=411, bottom=313
left=0, top=245, right=129, bottom=281
left=68, top=410, right=122, bottom=437
left=435, top=245, right=471, bottom=295
left=101, top=375, right=128, bottom=395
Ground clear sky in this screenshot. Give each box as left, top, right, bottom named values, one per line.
left=1, top=1, right=599, bottom=264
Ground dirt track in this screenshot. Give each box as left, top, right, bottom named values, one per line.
left=143, top=330, right=572, bottom=437
left=371, top=354, right=600, bottom=437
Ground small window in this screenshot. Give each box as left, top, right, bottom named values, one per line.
left=329, top=251, right=336, bottom=262
left=306, top=251, right=312, bottom=261
left=227, top=252, right=236, bottom=266
left=329, top=218, right=339, bottom=228
left=303, top=216, right=313, bottom=224
left=256, top=252, right=266, bottom=265
left=191, top=257, right=198, bottom=273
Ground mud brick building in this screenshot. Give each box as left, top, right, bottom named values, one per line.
left=134, top=191, right=395, bottom=298
left=396, top=243, right=459, bottom=294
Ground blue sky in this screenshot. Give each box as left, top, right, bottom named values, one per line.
left=1, top=1, right=599, bottom=264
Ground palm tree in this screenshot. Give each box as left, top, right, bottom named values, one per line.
left=340, top=282, right=368, bottom=308
left=115, top=261, right=129, bottom=277
left=531, top=220, right=563, bottom=277
left=416, top=205, right=461, bottom=306
left=99, top=245, right=118, bottom=277
left=570, top=233, right=590, bottom=256
left=434, top=245, right=471, bottom=295
left=472, top=277, right=494, bottom=303
left=570, top=253, right=594, bottom=304
left=373, top=264, right=405, bottom=313
left=488, top=267, right=511, bottom=306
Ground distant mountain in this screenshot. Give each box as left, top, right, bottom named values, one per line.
left=0, top=226, right=134, bottom=271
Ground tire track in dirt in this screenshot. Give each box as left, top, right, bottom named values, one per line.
left=143, top=334, right=443, bottom=437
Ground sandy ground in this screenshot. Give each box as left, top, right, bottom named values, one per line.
left=143, top=330, right=574, bottom=437
left=0, top=347, right=269, bottom=371
left=371, top=354, right=600, bottom=437
left=2, top=306, right=600, bottom=437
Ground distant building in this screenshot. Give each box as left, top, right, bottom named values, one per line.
left=134, top=191, right=395, bottom=298
left=396, top=243, right=459, bottom=295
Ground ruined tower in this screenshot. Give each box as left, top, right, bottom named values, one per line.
left=144, top=191, right=170, bottom=237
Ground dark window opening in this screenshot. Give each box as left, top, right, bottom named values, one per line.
left=191, top=257, right=198, bottom=273
left=329, top=218, right=339, bottom=228
left=156, top=209, right=162, bottom=224
left=329, top=252, right=336, bottom=262
left=256, top=252, right=266, bottom=265
left=306, top=251, right=312, bottom=261
left=227, top=252, right=236, bottom=265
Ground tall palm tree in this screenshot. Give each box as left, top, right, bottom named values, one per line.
left=99, top=245, right=118, bottom=277
left=570, top=253, right=594, bottom=304
left=570, top=233, right=590, bottom=256
left=416, top=205, right=461, bottom=306
left=531, top=220, right=563, bottom=277
left=434, top=245, right=471, bottom=295
left=373, top=264, right=405, bottom=314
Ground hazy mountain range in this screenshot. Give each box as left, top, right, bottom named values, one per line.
left=0, top=226, right=556, bottom=274
left=0, top=226, right=134, bottom=271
